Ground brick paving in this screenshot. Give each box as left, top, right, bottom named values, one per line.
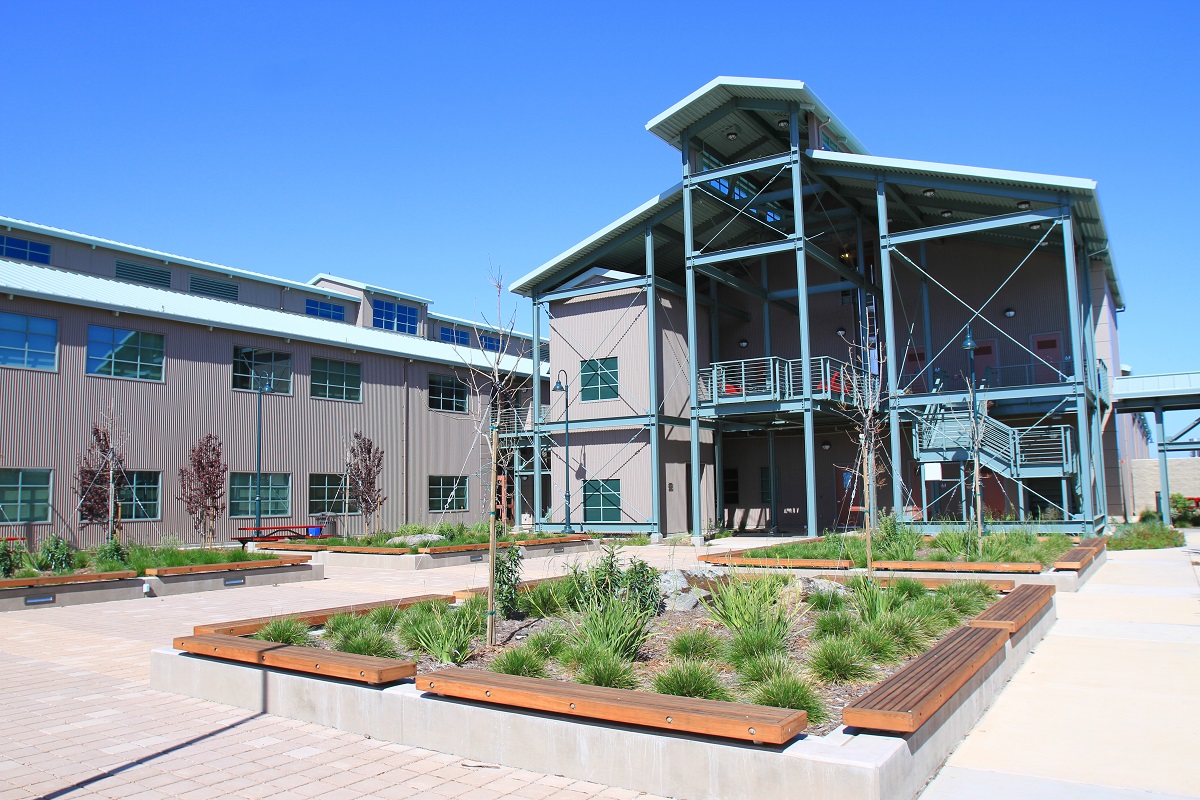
left=0, top=538, right=782, bottom=800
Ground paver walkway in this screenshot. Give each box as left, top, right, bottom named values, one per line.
left=0, top=537, right=775, bottom=800
left=920, top=532, right=1200, bottom=800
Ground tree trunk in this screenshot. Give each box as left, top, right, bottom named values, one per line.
left=486, top=422, right=500, bottom=647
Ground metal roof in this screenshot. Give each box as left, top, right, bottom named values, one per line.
left=426, top=311, right=544, bottom=342
left=646, top=77, right=869, bottom=156
left=0, top=215, right=359, bottom=303
left=1, top=259, right=542, bottom=378
left=308, top=273, right=433, bottom=306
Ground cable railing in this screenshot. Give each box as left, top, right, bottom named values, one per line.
left=914, top=404, right=1076, bottom=477
left=900, top=359, right=1076, bottom=394
left=697, top=355, right=857, bottom=406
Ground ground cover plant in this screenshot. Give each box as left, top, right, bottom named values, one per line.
left=0, top=538, right=277, bottom=579
left=306, top=522, right=584, bottom=554
left=1109, top=521, right=1185, bottom=550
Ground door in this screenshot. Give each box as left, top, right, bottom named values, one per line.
left=973, top=338, right=998, bottom=388
left=834, top=466, right=862, bottom=530
left=1031, top=332, right=1063, bottom=384
left=904, top=348, right=927, bottom=393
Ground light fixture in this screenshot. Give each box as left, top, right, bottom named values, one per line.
left=552, top=378, right=565, bottom=392
left=836, top=326, right=847, bottom=337
left=738, top=338, right=749, bottom=349
left=962, top=327, right=977, bottom=351
left=777, top=118, right=789, bottom=129
left=1004, top=308, right=1016, bottom=318
left=820, top=441, right=832, bottom=451
left=941, top=210, right=953, bottom=219
left=1017, top=200, right=1031, bottom=210
left=725, top=127, right=739, bottom=141
left=922, top=188, right=936, bottom=198
left=1029, top=222, right=1042, bottom=231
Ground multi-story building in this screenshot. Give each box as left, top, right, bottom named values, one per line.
left=0, top=215, right=545, bottom=546
left=510, top=77, right=1150, bottom=537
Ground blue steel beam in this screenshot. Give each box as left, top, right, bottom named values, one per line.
left=877, top=179, right=906, bottom=515
left=1062, top=209, right=1094, bottom=524
left=792, top=104, right=819, bottom=538
left=531, top=297, right=543, bottom=530
left=884, top=206, right=1068, bottom=247
left=808, top=163, right=1068, bottom=205
left=538, top=277, right=650, bottom=303
left=645, top=226, right=662, bottom=537
left=687, top=153, right=794, bottom=187
left=693, top=262, right=799, bottom=315
left=683, top=126, right=705, bottom=538
left=692, top=239, right=796, bottom=267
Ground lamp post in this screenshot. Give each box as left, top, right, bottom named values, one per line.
left=551, top=370, right=572, bottom=535
left=254, top=370, right=275, bottom=530
left=962, top=327, right=982, bottom=538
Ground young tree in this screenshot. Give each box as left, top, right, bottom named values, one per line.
left=346, top=432, right=385, bottom=536
left=178, top=434, right=228, bottom=548
left=77, top=423, right=125, bottom=540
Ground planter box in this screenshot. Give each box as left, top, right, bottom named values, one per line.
left=143, top=563, right=324, bottom=597
left=260, top=536, right=595, bottom=570
left=0, top=574, right=143, bottom=611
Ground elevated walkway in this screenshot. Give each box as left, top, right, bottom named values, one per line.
left=1113, top=370, right=1200, bottom=412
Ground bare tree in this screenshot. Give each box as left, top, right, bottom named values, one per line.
left=77, top=423, right=125, bottom=541
left=346, top=432, right=385, bottom=536
left=178, top=434, right=228, bottom=548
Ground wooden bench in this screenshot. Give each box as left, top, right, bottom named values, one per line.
left=813, top=574, right=1017, bottom=592
left=193, top=592, right=453, bottom=636
left=842, top=625, right=1009, bottom=733
left=144, top=556, right=310, bottom=577
left=173, top=633, right=415, bottom=684
left=418, top=667, right=808, bottom=744
left=699, top=555, right=855, bottom=569
left=969, top=583, right=1055, bottom=634
left=872, top=560, right=1044, bottom=574
left=418, top=534, right=591, bottom=554
left=0, top=570, right=137, bottom=589
left=1052, top=546, right=1097, bottom=571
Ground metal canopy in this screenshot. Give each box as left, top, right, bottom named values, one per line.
left=1113, top=371, right=1200, bottom=413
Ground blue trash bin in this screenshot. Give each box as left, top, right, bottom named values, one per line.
left=307, top=526, right=322, bottom=537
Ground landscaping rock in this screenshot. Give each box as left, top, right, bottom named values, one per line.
left=659, top=569, right=690, bottom=596
left=683, top=565, right=729, bottom=582
left=664, top=592, right=700, bottom=612
left=801, top=576, right=851, bottom=596
left=385, top=533, right=446, bottom=547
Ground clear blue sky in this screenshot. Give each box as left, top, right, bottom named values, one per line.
left=2, top=1, right=1197, bottom=431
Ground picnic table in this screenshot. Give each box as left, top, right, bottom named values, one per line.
left=232, top=524, right=330, bottom=548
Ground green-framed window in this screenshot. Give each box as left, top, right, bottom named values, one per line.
left=311, top=357, right=361, bottom=401
left=583, top=479, right=621, bottom=523
left=760, top=467, right=780, bottom=505
left=0, top=469, right=52, bottom=524
left=429, top=476, right=468, bottom=512
left=580, top=357, right=618, bottom=401
left=308, top=474, right=358, bottom=515
left=722, top=468, right=739, bottom=506
left=229, top=473, right=291, bottom=517
left=87, top=325, right=164, bottom=381
left=429, top=374, right=468, bottom=413
left=0, top=312, right=58, bottom=371
left=233, top=347, right=292, bottom=393
left=118, top=471, right=161, bottom=520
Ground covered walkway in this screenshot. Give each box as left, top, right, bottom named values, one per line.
left=1114, top=370, right=1200, bottom=524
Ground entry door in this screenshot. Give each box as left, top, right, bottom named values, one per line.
left=834, top=466, right=862, bottom=529
left=973, top=339, right=998, bottom=388
left=1031, top=332, right=1063, bottom=384
left=904, top=348, right=927, bottom=393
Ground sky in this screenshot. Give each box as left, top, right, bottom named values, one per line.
left=2, top=0, right=1198, bottom=436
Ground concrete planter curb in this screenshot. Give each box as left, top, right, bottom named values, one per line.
left=151, top=600, right=1056, bottom=800
left=262, top=539, right=595, bottom=570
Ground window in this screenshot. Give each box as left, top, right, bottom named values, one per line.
left=115, top=260, right=171, bottom=288
left=87, top=325, right=165, bottom=381
left=189, top=274, right=239, bottom=300
left=429, top=374, right=468, bottom=412
left=722, top=468, right=739, bottom=506
left=309, top=474, right=358, bottom=515
left=233, top=347, right=292, bottom=393
left=118, top=471, right=161, bottom=520
left=429, top=476, right=468, bottom=512
left=372, top=299, right=418, bottom=334
left=760, top=467, right=780, bottom=505
left=0, top=469, right=52, bottom=524
left=539, top=343, right=550, bottom=363
left=580, top=358, right=618, bottom=401
left=311, top=357, right=361, bottom=401
left=229, top=473, right=291, bottom=517
left=0, top=312, right=57, bottom=371
left=1, top=235, right=51, bottom=265
left=583, top=480, right=621, bottom=523
left=305, top=299, right=346, bottom=321
left=480, top=334, right=501, bottom=352
left=440, top=327, right=470, bottom=347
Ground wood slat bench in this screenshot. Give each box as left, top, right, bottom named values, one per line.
left=813, top=574, right=1017, bottom=592
left=174, top=633, right=415, bottom=684
left=418, top=667, right=807, bottom=744
left=144, top=557, right=311, bottom=577
left=842, top=625, right=1009, bottom=733
left=193, top=592, right=453, bottom=636
left=419, top=535, right=591, bottom=554
left=872, top=560, right=1045, bottom=574
left=0, top=570, right=137, bottom=589
left=1052, top=546, right=1097, bottom=571
left=699, top=554, right=855, bottom=569
left=969, top=583, right=1055, bottom=634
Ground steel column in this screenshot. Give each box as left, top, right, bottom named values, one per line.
left=715, top=428, right=725, bottom=527
left=1062, top=211, right=1094, bottom=523
left=646, top=227, right=662, bottom=536
left=531, top=297, right=543, bottom=531
left=1081, top=250, right=1107, bottom=528
left=877, top=179, right=905, bottom=517
left=683, top=127, right=704, bottom=537
left=792, top=105, right=819, bottom=536
left=768, top=430, right=778, bottom=532
left=1155, top=404, right=1172, bottom=525
left=761, top=257, right=772, bottom=357
left=920, top=243, right=934, bottom=387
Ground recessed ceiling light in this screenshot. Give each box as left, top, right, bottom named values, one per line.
left=1017, top=200, right=1032, bottom=210
left=726, top=129, right=739, bottom=141
left=1004, top=308, right=1016, bottom=318
left=1029, top=223, right=1042, bottom=230
left=941, top=210, right=953, bottom=218
left=922, top=189, right=936, bottom=197
left=777, top=118, right=789, bottom=129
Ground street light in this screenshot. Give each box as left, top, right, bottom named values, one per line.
left=254, top=370, right=275, bottom=530
left=551, top=370, right=572, bottom=535
left=962, top=325, right=978, bottom=390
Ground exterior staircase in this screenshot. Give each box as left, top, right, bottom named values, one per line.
left=913, top=404, right=1078, bottom=480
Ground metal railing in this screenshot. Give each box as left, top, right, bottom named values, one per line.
left=915, top=404, right=1075, bottom=477
left=697, top=355, right=857, bottom=406
left=899, top=359, right=1075, bottom=394
left=492, top=404, right=540, bottom=434
left=1096, top=359, right=1111, bottom=405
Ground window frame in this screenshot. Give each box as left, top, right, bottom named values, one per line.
left=479, top=333, right=501, bottom=352
left=428, top=475, right=468, bottom=512
left=372, top=298, right=419, bottom=335
left=85, top=324, right=166, bottom=383
left=722, top=468, right=740, bottom=507
left=439, top=326, right=470, bottom=347
left=582, top=479, right=621, bottom=523
left=428, top=373, right=469, bottom=413
left=0, top=311, right=59, bottom=373
left=228, top=472, right=292, bottom=518
left=0, top=235, right=51, bottom=265
left=117, top=471, right=162, bottom=521
left=232, top=346, right=294, bottom=395
left=305, top=299, right=347, bottom=321
left=308, top=473, right=360, bottom=515
left=0, top=468, right=53, bottom=525
left=310, top=356, right=362, bottom=402
left=580, top=357, right=619, bottom=402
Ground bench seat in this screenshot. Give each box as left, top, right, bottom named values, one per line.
left=968, top=583, right=1055, bottom=634
left=1052, top=545, right=1097, bottom=570
left=813, top=574, right=1016, bottom=592
left=842, top=625, right=1009, bottom=733
left=174, top=633, right=415, bottom=684
left=0, top=570, right=136, bottom=589
left=144, top=556, right=310, bottom=577
left=193, top=593, right=452, bottom=636
left=418, top=667, right=807, bottom=744
left=872, top=560, right=1044, bottom=574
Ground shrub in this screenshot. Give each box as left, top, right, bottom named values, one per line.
left=805, top=588, right=847, bottom=612
left=323, top=613, right=372, bottom=644
left=519, top=580, right=566, bottom=618
left=335, top=629, right=399, bottom=658
left=931, top=527, right=970, bottom=558
left=0, top=542, right=21, bottom=578
left=805, top=637, right=876, bottom=684
left=653, top=660, right=732, bottom=701
left=850, top=580, right=899, bottom=623
left=936, top=582, right=994, bottom=617
left=870, top=609, right=932, bottom=656
left=574, top=598, right=652, bottom=661
left=888, top=578, right=929, bottom=603
left=703, top=574, right=795, bottom=638
left=625, top=534, right=651, bottom=546
left=38, top=536, right=74, bottom=574
left=495, top=545, right=524, bottom=619
left=752, top=674, right=827, bottom=722
left=851, top=627, right=900, bottom=666
left=573, top=645, right=636, bottom=689
left=812, top=610, right=855, bottom=640
left=1111, top=521, right=1185, bottom=550
left=736, top=652, right=793, bottom=686
left=726, top=627, right=788, bottom=668
left=401, top=600, right=482, bottom=665
left=667, top=629, right=724, bottom=661
left=395, top=600, right=446, bottom=650
left=623, top=558, right=662, bottom=615
left=252, top=618, right=311, bottom=646
left=906, top=595, right=963, bottom=635
left=874, top=519, right=922, bottom=561
left=491, top=645, right=548, bottom=678
left=365, top=604, right=405, bottom=631
left=525, top=625, right=568, bottom=660
left=94, top=538, right=129, bottom=566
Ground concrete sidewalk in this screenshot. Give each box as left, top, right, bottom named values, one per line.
left=920, top=532, right=1200, bottom=800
